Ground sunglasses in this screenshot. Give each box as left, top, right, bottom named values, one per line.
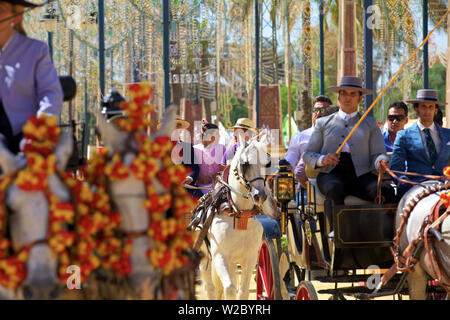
left=312, top=107, right=327, bottom=113
left=387, top=115, right=406, bottom=122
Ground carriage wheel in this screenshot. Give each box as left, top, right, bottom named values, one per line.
left=256, top=239, right=282, bottom=300
left=279, top=251, right=296, bottom=300
left=295, top=281, right=318, bottom=300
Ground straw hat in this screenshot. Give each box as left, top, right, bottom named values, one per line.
left=406, top=89, right=447, bottom=106
left=156, top=115, right=190, bottom=130
left=230, top=118, right=256, bottom=132
left=328, top=76, right=373, bottom=96
left=175, top=115, right=190, bottom=129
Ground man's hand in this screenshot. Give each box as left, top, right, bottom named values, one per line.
left=184, top=176, right=193, bottom=185
left=322, top=153, right=340, bottom=166
left=377, top=159, right=388, bottom=171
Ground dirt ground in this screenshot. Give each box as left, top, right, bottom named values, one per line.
left=195, top=268, right=408, bottom=300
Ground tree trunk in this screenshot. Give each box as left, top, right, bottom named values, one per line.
left=300, top=64, right=312, bottom=130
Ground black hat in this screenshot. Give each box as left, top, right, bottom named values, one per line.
left=3, top=0, right=39, bottom=8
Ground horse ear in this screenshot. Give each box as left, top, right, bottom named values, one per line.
left=54, top=129, right=73, bottom=171
left=0, top=139, right=21, bottom=175
left=259, top=128, right=269, bottom=145
left=94, top=106, right=126, bottom=151
left=154, top=104, right=177, bottom=138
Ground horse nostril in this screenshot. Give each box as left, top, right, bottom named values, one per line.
left=49, top=282, right=62, bottom=300
left=22, top=283, right=34, bottom=300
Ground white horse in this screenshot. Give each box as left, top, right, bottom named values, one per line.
left=0, top=130, right=73, bottom=300
left=198, top=129, right=277, bottom=300
left=395, top=181, right=450, bottom=299
left=94, top=105, right=196, bottom=299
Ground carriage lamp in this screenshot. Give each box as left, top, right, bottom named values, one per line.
left=40, top=7, right=59, bottom=33
left=274, top=159, right=295, bottom=234
left=274, top=159, right=295, bottom=204
left=101, top=88, right=126, bottom=120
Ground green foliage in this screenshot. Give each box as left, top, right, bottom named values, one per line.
left=220, top=94, right=249, bottom=128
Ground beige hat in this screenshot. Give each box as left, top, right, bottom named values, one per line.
left=230, top=118, right=256, bottom=132
left=175, top=115, right=190, bottom=129
left=157, top=115, right=190, bottom=130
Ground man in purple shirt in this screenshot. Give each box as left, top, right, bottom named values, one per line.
left=0, top=1, right=63, bottom=153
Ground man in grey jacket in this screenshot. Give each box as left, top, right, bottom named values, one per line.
left=303, top=76, right=395, bottom=205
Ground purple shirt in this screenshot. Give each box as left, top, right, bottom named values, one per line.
left=221, top=143, right=239, bottom=165
left=0, top=31, right=63, bottom=135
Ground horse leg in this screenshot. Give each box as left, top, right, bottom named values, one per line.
left=211, top=266, right=223, bottom=299
left=213, top=253, right=237, bottom=300
left=199, top=246, right=216, bottom=300
left=237, top=251, right=259, bottom=300
left=407, top=263, right=428, bottom=300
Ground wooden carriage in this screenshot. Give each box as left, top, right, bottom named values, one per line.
left=255, top=155, right=447, bottom=300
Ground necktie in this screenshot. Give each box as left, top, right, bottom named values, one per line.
left=344, top=115, right=351, bottom=123
left=423, top=128, right=437, bottom=164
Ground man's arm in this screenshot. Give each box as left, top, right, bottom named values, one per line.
left=389, top=130, right=407, bottom=175
left=285, top=133, right=302, bottom=168
left=369, top=120, right=390, bottom=171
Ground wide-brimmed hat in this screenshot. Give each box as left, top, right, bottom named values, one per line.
left=3, top=0, right=39, bottom=7
left=406, top=89, right=447, bottom=106
left=328, top=76, right=373, bottom=95
left=156, top=115, right=190, bottom=130
left=230, top=118, right=256, bottom=132
left=175, top=115, right=190, bottom=129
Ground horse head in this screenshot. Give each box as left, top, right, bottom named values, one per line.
left=95, top=97, right=193, bottom=298
left=0, top=124, right=73, bottom=299
left=229, top=128, right=276, bottom=218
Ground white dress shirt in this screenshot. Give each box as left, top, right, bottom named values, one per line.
left=285, top=127, right=314, bottom=168
left=417, top=121, right=441, bottom=156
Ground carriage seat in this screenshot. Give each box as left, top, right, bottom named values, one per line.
left=305, top=164, right=372, bottom=212
left=308, top=179, right=372, bottom=212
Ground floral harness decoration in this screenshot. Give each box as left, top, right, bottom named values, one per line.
left=86, top=83, right=197, bottom=277
left=0, top=115, right=105, bottom=289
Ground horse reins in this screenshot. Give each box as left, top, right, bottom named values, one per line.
left=376, top=161, right=445, bottom=204
left=378, top=180, right=450, bottom=293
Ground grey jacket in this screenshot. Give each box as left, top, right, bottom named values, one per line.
left=303, top=111, right=389, bottom=177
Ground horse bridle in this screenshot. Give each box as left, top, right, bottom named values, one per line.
left=235, top=151, right=271, bottom=194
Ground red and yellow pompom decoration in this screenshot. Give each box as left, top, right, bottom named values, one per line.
left=0, top=175, right=30, bottom=290
left=22, top=114, right=60, bottom=156
left=87, top=82, right=198, bottom=276
left=115, top=83, right=155, bottom=132
left=440, top=166, right=450, bottom=208
left=0, top=114, right=79, bottom=288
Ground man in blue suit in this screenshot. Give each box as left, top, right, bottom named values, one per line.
left=390, top=89, right=450, bottom=199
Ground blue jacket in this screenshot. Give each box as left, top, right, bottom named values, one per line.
left=390, top=122, right=450, bottom=182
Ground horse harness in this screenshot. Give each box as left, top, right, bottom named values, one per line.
left=380, top=182, right=450, bottom=293
left=188, top=165, right=264, bottom=254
